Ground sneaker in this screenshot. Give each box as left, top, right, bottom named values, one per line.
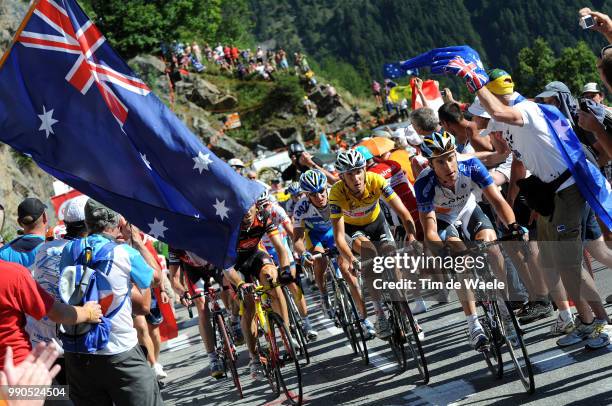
left=210, top=358, right=224, bottom=379
left=232, top=320, right=244, bottom=346
left=518, top=302, right=554, bottom=324
left=606, top=294, right=612, bottom=304
left=502, top=316, right=520, bottom=348
left=412, top=298, right=428, bottom=315
left=302, top=318, right=318, bottom=341
left=248, top=359, right=265, bottom=381
left=361, top=318, right=375, bottom=339
left=469, top=323, right=488, bottom=351
left=515, top=302, right=532, bottom=318
left=152, top=362, right=167, bottom=379
left=549, top=313, right=575, bottom=337
left=585, top=319, right=610, bottom=350
left=508, top=301, right=527, bottom=312
left=415, top=320, right=425, bottom=341
left=557, top=318, right=594, bottom=347
left=374, top=316, right=392, bottom=340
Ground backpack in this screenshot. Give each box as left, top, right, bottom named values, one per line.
left=57, top=239, right=125, bottom=353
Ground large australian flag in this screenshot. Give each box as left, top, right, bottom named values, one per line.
left=0, top=0, right=264, bottom=268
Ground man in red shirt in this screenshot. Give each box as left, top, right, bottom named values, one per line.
left=0, top=260, right=101, bottom=369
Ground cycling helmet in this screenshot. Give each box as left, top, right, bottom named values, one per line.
left=420, top=130, right=456, bottom=159
left=335, top=149, right=366, bottom=173
left=300, top=169, right=327, bottom=193
left=256, top=189, right=269, bottom=208
left=288, top=142, right=305, bottom=157
left=286, top=182, right=302, bottom=196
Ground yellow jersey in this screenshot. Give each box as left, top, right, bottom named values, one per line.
left=329, top=172, right=397, bottom=226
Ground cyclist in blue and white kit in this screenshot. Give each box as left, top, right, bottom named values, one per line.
left=292, top=169, right=376, bottom=337
left=414, top=131, right=523, bottom=351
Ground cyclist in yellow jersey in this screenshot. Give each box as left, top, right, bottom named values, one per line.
left=329, top=149, right=418, bottom=339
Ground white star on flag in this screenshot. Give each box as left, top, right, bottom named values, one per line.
left=193, top=151, right=213, bottom=174
left=140, top=153, right=151, bottom=170
left=38, top=105, right=58, bottom=138
left=213, top=199, right=229, bottom=220
left=148, top=218, right=168, bottom=239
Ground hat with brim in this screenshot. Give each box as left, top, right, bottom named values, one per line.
left=468, top=97, right=491, bottom=119
left=581, top=82, right=602, bottom=95
left=18, top=197, right=47, bottom=225
left=536, top=81, right=570, bottom=99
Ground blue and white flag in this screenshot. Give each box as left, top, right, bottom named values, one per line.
left=539, top=104, right=612, bottom=230
left=383, top=62, right=418, bottom=79
left=0, top=0, right=264, bottom=268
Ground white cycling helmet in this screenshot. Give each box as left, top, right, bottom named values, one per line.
left=335, top=149, right=366, bottom=173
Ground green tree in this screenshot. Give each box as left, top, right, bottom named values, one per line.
left=553, top=41, right=600, bottom=94
left=216, top=0, right=254, bottom=46
left=513, top=38, right=557, bottom=97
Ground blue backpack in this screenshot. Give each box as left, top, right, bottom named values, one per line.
left=58, top=239, right=126, bottom=353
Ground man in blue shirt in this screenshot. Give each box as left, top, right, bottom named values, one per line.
left=0, top=197, right=47, bottom=267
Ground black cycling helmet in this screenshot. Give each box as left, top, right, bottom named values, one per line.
left=288, top=142, right=305, bottom=157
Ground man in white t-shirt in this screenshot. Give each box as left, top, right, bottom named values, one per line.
left=60, top=200, right=163, bottom=405
left=476, top=69, right=609, bottom=350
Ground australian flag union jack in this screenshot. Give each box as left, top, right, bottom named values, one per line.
left=0, top=0, right=263, bottom=268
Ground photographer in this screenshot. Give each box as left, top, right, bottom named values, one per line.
left=281, top=142, right=338, bottom=184
left=579, top=8, right=612, bottom=93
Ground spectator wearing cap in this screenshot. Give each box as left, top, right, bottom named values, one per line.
left=25, top=195, right=90, bottom=385
left=582, top=82, right=605, bottom=104
left=0, top=197, right=49, bottom=267
left=59, top=200, right=162, bottom=406
left=476, top=68, right=611, bottom=349
left=228, top=158, right=246, bottom=174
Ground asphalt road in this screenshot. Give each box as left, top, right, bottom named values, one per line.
left=159, top=262, right=612, bottom=406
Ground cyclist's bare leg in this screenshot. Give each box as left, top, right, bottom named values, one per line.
left=311, top=246, right=328, bottom=294
left=445, top=237, right=477, bottom=316
left=221, top=276, right=240, bottom=319
left=338, top=254, right=366, bottom=317
left=241, top=295, right=258, bottom=357
left=194, top=296, right=215, bottom=354
left=259, top=264, right=290, bottom=327
left=134, top=315, right=155, bottom=365
left=474, top=228, right=507, bottom=299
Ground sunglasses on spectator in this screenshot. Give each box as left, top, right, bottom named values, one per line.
left=600, top=45, right=612, bottom=58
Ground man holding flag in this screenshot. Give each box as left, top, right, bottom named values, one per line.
left=398, top=46, right=612, bottom=349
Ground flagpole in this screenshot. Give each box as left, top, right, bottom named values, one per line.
left=0, top=0, right=42, bottom=69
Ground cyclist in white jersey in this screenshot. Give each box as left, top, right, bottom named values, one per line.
left=414, top=131, right=524, bottom=351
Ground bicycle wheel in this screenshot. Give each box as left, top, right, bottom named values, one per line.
left=268, top=312, right=303, bottom=405
left=282, top=286, right=310, bottom=365
left=256, top=323, right=280, bottom=395
left=389, top=303, right=407, bottom=370
left=338, top=280, right=369, bottom=365
left=216, top=314, right=243, bottom=399
left=479, top=302, right=503, bottom=379
left=498, top=301, right=535, bottom=394
left=398, top=301, right=429, bottom=383
left=332, top=279, right=350, bottom=341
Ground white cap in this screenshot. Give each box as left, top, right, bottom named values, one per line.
left=581, top=82, right=601, bottom=95
left=372, top=128, right=392, bottom=138
left=63, top=195, right=89, bottom=223
left=228, top=158, right=245, bottom=168
left=468, top=97, right=491, bottom=119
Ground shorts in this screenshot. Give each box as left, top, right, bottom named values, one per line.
left=306, top=227, right=335, bottom=250
left=344, top=213, right=393, bottom=249
left=236, top=250, right=276, bottom=282
left=437, top=204, right=494, bottom=241
left=582, top=205, right=602, bottom=241
left=185, top=265, right=224, bottom=295
left=145, top=294, right=163, bottom=326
